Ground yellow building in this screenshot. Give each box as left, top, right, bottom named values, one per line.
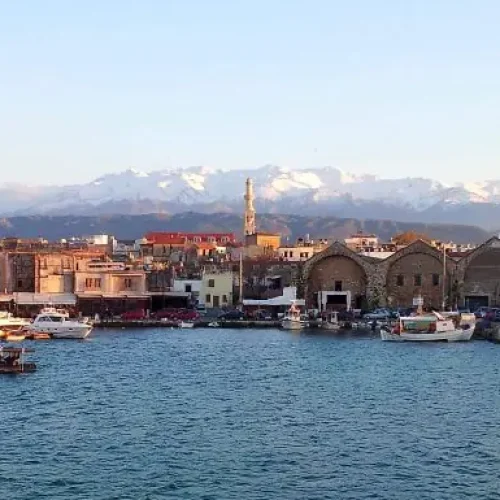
left=245, top=232, right=281, bottom=250
left=201, top=272, right=234, bottom=308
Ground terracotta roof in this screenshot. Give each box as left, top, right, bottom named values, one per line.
left=195, top=242, right=218, bottom=250
left=144, top=233, right=186, bottom=245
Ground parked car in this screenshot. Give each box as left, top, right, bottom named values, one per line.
left=363, top=308, right=391, bottom=321
left=474, top=306, right=490, bottom=318
left=121, top=309, right=147, bottom=321
left=218, top=310, right=245, bottom=320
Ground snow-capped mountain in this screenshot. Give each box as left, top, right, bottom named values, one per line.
left=2, top=165, right=500, bottom=228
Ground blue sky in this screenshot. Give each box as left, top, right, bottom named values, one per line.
left=1, top=0, right=499, bottom=185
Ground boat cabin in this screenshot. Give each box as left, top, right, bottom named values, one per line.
left=397, top=313, right=455, bottom=334
left=0, top=347, right=36, bottom=373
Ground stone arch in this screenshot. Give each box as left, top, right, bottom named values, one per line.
left=457, top=237, right=500, bottom=309
left=304, top=242, right=373, bottom=310
left=382, top=240, right=454, bottom=309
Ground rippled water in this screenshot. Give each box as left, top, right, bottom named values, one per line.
left=2, top=328, right=500, bottom=499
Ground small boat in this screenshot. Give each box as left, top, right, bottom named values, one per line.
left=208, top=321, right=220, bottom=328
left=26, top=310, right=92, bottom=339
left=6, top=332, right=26, bottom=342
left=0, top=347, right=36, bottom=374
left=0, top=312, right=30, bottom=331
left=381, top=311, right=474, bottom=342
left=281, top=302, right=308, bottom=330
left=178, top=321, right=194, bottom=329
left=25, top=331, right=51, bottom=340
left=320, top=311, right=341, bottom=331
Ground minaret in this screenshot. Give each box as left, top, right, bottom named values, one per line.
left=244, top=177, right=256, bottom=236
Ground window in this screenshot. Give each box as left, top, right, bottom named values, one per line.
left=289, top=251, right=294, bottom=257
left=396, top=275, right=404, bottom=287
left=17, top=280, right=23, bottom=289
left=208, top=279, right=215, bottom=288
left=222, top=294, right=228, bottom=303
left=432, top=274, right=440, bottom=286
left=334, top=280, right=342, bottom=292
left=85, top=278, right=102, bottom=289
left=205, top=294, right=211, bottom=303
left=414, top=274, right=422, bottom=287
left=185, top=284, right=192, bottom=293
left=124, top=278, right=132, bottom=288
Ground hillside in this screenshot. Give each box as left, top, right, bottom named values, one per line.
left=0, top=213, right=490, bottom=244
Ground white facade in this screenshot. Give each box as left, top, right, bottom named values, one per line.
left=173, top=279, right=202, bottom=294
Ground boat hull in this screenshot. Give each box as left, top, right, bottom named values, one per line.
left=381, top=326, right=474, bottom=342
left=281, top=319, right=308, bottom=330
left=320, top=322, right=341, bottom=331
left=27, top=325, right=92, bottom=339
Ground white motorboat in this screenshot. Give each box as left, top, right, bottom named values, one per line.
left=208, top=321, right=220, bottom=328
left=0, top=312, right=30, bottom=332
left=380, top=311, right=474, bottom=342
left=281, top=302, right=308, bottom=330
left=320, top=311, right=341, bottom=331
left=27, top=311, right=93, bottom=339
left=178, top=321, right=194, bottom=329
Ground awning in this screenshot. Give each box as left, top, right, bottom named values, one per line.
left=15, top=293, right=77, bottom=306
left=243, top=298, right=305, bottom=307
left=0, top=295, right=13, bottom=303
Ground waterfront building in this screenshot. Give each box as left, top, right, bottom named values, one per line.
left=74, top=260, right=149, bottom=315
left=201, top=271, right=234, bottom=309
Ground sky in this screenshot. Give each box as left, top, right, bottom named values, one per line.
left=1, top=0, right=499, bottom=185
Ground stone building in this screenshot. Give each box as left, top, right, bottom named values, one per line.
left=456, top=237, right=500, bottom=310
left=304, top=239, right=453, bottom=310
left=381, top=240, right=451, bottom=310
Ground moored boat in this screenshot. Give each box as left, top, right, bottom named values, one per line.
left=0, top=347, right=36, bottom=374
left=320, top=311, right=341, bottom=331
left=178, top=321, right=194, bottom=329
left=5, top=332, right=26, bottom=342
left=381, top=311, right=474, bottom=342
left=0, top=312, right=30, bottom=332
left=26, top=311, right=92, bottom=339
left=281, top=302, right=308, bottom=330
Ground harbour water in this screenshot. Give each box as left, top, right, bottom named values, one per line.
left=2, top=328, right=500, bottom=499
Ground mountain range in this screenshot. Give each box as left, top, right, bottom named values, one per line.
left=0, top=213, right=490, bottom=244
left=2, top=165, right=500, bottom=230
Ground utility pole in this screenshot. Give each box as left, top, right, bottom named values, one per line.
left=239, top=251, right=243, bottom=307
left=442, top=244, right=447, bottom=311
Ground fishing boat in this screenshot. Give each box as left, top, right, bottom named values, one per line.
left=281, top=302, right=308, bottom=330
left=380, top=311, right=474, bottom=342
left=0, top=347, right=36, bottom=374
left=320, top=311, right=341, bottom=331
left=178, top=321, right=194, bottom=329
left=26, top=311, right=92, bottom=339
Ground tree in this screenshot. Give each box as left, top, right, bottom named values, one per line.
left=392, top=231, right=431, bottom=246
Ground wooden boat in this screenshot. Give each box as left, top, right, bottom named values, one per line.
left=6, top=332, right=26, bottom=342
left=281, top=302, right=308, bottom=330
left=0, top=330, right=7, bottom=339
left=25, top=331, right=51, bottom=340
left=0, top=347, right=36, bottom=373
left=381, top=311, right=474, bottom=342
left=320, top=311, right=341, bottom=331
